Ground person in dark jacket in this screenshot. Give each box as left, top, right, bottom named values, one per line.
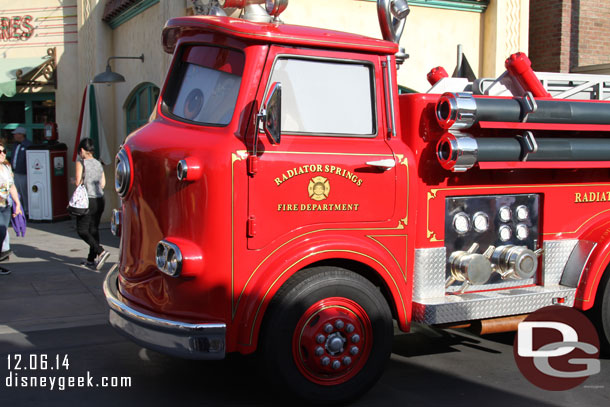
left=10, top=127, right=32, bottom=217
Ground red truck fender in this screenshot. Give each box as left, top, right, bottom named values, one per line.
left=232, top=232, right=411, bottom=353
left=574, top=214, right=610, bottom=311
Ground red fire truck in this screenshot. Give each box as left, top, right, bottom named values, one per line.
left=103, top=0, right=610, bottom=402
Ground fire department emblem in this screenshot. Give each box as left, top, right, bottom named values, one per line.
left=308, top=176, right=330, bottom=201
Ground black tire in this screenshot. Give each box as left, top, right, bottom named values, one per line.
left=589, top=270, right=610, bottom=355
left=259, top=266, right=393, bottom=403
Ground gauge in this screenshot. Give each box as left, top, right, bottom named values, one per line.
left=472, top=212, right=489, bottom=233
left=499, top=206, right=512, bottom=222
left=516, top=205, right=529, bottom=221
left=453, top=212, right=471, bottom=234
left=516, top=223, right=529, bottom=240
left=499, top=225, right=512, bottom=242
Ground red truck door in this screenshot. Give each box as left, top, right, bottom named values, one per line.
left=247, top=47, right=397, bottom=250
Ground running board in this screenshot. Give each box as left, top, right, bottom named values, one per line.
left=412, top=285, right=576, bottom=325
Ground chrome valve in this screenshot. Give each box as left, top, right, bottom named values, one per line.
left=490, top=245, right=543, bottom=280
left=446, top=243, right=495, bottom=293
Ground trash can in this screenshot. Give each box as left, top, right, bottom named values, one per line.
left=26, top=143, right=69, bottom=221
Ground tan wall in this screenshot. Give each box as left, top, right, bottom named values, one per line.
left=282, top=0, right=529, bottom=92
left=483, top=0, right=529, bottom=77
left=281, top=0, right=481, bottom=92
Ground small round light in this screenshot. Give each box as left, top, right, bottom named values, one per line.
left=516, top=224, right=529, bottom=240
left=499, top=206, right=512, bottom=222
left=499, top=225, right=512, bottom=242
left=516, top=205, right=529, bottom=221
left=472, top=212, right=489, bottom=233
left=453, top=212, right=471, bottom=234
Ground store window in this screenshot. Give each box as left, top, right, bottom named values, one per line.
left=0, top=93, right=55, bottom=153
left=125, top=82, right=159, bottom=134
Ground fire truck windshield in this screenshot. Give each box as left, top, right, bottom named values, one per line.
left=164, top=45, right=244, bottom=126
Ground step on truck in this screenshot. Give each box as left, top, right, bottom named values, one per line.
left=103, top=0, right=610, bottom=402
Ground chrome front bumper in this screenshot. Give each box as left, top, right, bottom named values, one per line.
left=103, top=266, right=226, bottom=360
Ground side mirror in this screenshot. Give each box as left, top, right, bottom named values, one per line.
left=260, top=82, right=281, bottom=145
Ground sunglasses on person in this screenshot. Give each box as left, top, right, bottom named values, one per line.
left=0, top=149, right=5, bottom=154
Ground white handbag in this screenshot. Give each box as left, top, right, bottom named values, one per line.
left=67, top=184, right=89, bottom=216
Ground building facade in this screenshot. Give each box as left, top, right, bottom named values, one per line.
left=529, top=0, right=610, bottom=74
left=0, top=0, right=529, bottom=217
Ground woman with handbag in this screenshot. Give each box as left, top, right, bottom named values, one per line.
left=75, top=138, right=109, bottom=270
left=0, top=141, right=23, bottom=275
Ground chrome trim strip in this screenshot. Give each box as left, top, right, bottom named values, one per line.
left=386, top=55, right=397, bottom=138
left=103, top=267, right=226, bottom=359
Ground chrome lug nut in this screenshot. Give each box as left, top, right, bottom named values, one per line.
left=334, top=319, right=345, bottom=330
left=343, top=356, right=352, bottom=366
left=321, top=356, right=330, bottom=366
left=350, top=346, right=359, bottom=355
left=332, top=360, right=341, bottom=370
left=351, top=334, right=360, bottom=343
left=315, top=346, right=324, bottom=356
left=316, top=334, right=326, bottom=344
left=345, top=323, right=355, bottom=333
left=324, top=323, right=333, bottom=333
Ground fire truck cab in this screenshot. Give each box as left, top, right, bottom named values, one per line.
left=104, top=0, right=610, bottom=402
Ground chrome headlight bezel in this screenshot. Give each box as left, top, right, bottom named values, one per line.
left=452, top=212, right=471, bottom=234
left=115, top=147, right=132, bottom=198
left=156, top=240, right=183, bottom=277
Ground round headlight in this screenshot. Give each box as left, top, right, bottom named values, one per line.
left=499, top=206, right=512, bottom=222
left=453, top=212, right=471, bottom=234
left=472, top=212, right=489, bottom=233
left=115, top=148, right=132, bottom=198
left=499, top=225, right=512, bottom=242
left=516, top=223, right=529, bottom=240
left=516, top=205, right=529, bottom=221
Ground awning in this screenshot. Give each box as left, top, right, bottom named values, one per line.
left=0, top=56, right=49, bottom=98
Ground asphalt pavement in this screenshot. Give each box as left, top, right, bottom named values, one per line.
left=0, top=219, right=118, bottom=336
left=0, top=221, right=608, bottom=406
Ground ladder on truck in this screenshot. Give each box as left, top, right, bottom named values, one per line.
left=429, top=70, right=610, bottom=101
left=537, top=72, right=610, bottom=100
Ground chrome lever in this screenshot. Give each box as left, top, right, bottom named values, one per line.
left=365, top=158, right=396, bottom=171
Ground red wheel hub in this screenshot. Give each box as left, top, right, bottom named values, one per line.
left=292, top=297, right=373, bottom=385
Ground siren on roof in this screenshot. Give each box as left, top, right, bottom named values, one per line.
left=198, top=0, right=287, bottom=23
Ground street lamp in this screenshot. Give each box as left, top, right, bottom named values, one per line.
left=93, top=54, right=144, bottom=84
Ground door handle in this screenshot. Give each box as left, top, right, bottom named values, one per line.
left=365, top=158, right=396, bottom=171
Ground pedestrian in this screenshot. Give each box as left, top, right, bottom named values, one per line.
left=0, top=141, right=23, bottom=275
left=10, top=126, right=32, bottom=218
left=74, top=138, right=109, bottom=270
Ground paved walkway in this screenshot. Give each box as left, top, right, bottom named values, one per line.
left=0, top=220, right=118, bottom=336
